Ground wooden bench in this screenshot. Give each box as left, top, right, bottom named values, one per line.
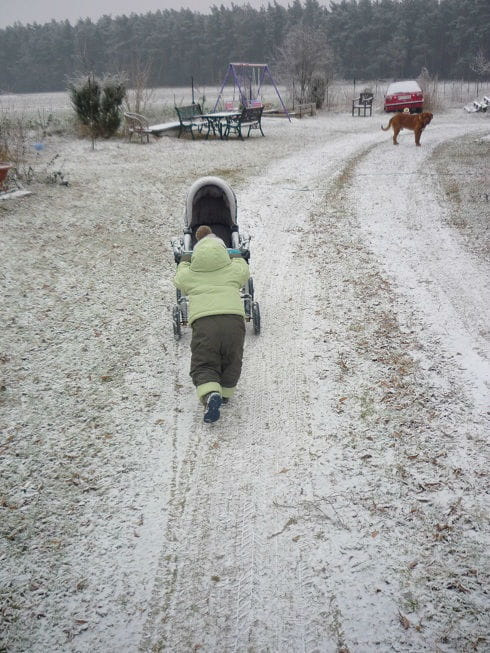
left=352, top=92, right=374, bottom=117
left=224, top=106, right=264, bottom=140
left=124, top=112, right=153, bottom=143
left=175, top=103, right=208, bottom=139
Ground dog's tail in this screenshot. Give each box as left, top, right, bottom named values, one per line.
left=381, top=117, right=393, bottom=131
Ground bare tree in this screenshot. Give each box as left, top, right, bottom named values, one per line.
left=275, top=25, right=333, bottom=106
left=124, top=56, right=155, bottom=115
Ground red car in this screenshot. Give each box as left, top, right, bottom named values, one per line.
left=384, top=80, right=424, bottom=113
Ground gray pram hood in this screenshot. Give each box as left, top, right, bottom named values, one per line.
left=184, top=176, right=237, bottom=229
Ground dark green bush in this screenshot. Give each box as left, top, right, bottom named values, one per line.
left=308, top=74, right=327, bottom=109
left=68, top=74, right=126, bottom=143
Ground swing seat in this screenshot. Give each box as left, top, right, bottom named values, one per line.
left=224, top=100, right=240, bottom=111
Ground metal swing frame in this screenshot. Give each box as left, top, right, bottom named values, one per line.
left=213, top=62, right=291, bottom=121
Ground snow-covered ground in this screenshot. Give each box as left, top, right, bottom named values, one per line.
left=1, top=105, right=489, bottom=652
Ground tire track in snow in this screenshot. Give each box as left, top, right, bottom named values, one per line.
left=139, top=353, right=213, bottom=650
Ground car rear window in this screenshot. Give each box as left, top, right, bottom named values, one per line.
left=386, top=81, right=422, bottom=94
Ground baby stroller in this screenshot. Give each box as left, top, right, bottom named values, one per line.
left=171, top=176, right=260, bottom=340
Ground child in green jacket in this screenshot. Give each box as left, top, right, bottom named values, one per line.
left=173, top=229, right=250, bottom=423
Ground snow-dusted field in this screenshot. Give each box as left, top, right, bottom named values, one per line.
left=1, top=103, right=489, bottom=652
left=0, top=79, right=484, bottom=116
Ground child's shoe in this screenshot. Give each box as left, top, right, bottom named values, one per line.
left=203, top=392, right=222, bottom=423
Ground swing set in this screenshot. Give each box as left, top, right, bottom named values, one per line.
left=213, top=62, right=291, bottom=120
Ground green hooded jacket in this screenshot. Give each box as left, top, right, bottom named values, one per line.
left=173, top=239, right=250, bottom=325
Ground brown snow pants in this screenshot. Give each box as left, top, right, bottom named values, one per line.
left=190, top=314, right=245, bottom=400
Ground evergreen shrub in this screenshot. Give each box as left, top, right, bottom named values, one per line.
left=308, top=74, right=327, bottom=109
left=69, top=74, right=126, bottom=142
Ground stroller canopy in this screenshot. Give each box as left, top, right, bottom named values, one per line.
left=184, top=176, right=237, bottom=230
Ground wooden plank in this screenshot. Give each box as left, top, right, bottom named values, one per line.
left=0, top=189, right=32, bottom=200
left=296, top=103, right=316, bottom=117
left=148, top=121, right=180, bottom=133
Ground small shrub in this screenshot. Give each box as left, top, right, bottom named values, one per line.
left=0, top=112, right=13, bottom=162
left=68, top=74, right=126, bottom=147
left=308, top=74, right=327, bottom=109
left=0, top=111, right=29, bottom=170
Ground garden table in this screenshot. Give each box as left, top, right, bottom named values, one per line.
left=199, top=111, right=241, bottom=139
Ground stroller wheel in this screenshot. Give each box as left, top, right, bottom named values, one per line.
left=179, top=296, right=189, bottom=324
left=172, top=305, right=182, bottom=340
left=247, top=277, right=254, bottom=300
left=244, top=297, right=251, bottom=319
left=252, top=301, right=261, bottom=335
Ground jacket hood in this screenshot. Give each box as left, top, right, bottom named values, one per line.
left=190, top=238, right=231, bottom=273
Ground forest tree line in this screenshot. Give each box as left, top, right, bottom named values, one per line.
left=0, top=0, right=489, bottom=94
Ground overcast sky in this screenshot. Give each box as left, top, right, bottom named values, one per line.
left=0, top=0, right=281, bottom=28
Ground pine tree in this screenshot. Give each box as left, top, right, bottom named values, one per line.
left=69, top=74, right=126, bottom=148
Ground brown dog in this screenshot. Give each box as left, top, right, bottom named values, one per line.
left=381, top=111, right=433, bottom=146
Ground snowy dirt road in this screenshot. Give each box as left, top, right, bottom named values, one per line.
left=1, top=108, right=489, bottom=652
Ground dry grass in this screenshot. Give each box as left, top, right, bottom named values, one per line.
left=431, top=134, right=490, bottom=257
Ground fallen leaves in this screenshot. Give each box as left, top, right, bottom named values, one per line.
left=268, top=517, right=297, bottom=539
left=447, top=581, right=470, bottom=593
left=398, top=611, right=411, bottom=630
